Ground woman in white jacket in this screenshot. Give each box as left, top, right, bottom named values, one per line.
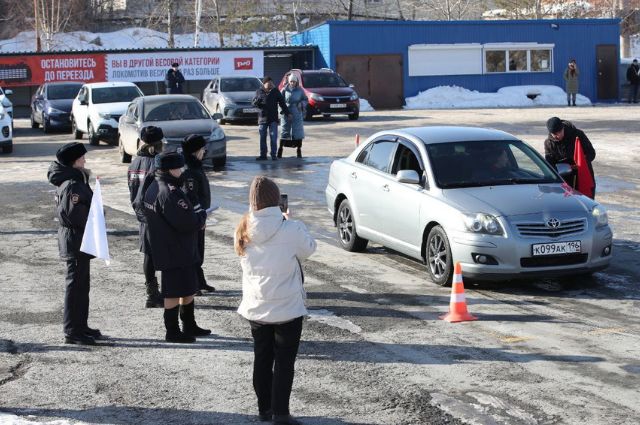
left=235, top=176, right=316, bottom=425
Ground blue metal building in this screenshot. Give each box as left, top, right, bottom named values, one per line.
left=291, top=19, right=620, bottom=108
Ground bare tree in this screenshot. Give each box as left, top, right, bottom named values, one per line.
left=36, top=0, right=74, bottom=50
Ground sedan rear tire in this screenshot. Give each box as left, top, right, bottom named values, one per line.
left=72, top=117, right=82, bottom=140
left=119, top=136, right=132, bottom=163
left=426, top=225, right=453, bottom=286
left=337, top=199, right=368, bottom=252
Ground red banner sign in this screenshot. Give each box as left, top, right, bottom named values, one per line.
left=0, top=53, right=106, bottom=87
left=234, top=57, right=254, bottom=70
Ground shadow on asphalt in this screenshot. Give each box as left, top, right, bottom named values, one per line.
left=0, top=407, right=368, bottom=425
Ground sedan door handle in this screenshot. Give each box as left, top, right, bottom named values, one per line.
left=382, top=184, right=390, bottom=192
left=350, top=172, right=357, bottom=179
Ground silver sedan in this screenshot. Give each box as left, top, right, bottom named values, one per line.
left=325, top=126, right=612, bottom=285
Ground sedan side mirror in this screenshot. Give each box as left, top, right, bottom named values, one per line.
left=4, top=89, right=13, bottom=95
left=212, top=113, right=223, bottom=120
left=396, top=169, right=421, bottom=185
left=35, top=95, right=44, bottom=100
left=555, top=163, right=573, bottom=179
left=79, top=98, right=88, bottom=106
left=123, top=115, right=135, bottom=124
left=348, top=84, right=355, bottom=89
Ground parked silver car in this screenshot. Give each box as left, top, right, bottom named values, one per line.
left=118, top=94, right=226, bottom=167
left=201, top=76, right=263, bottom=124
left=325, top=126, right=612, bottom=285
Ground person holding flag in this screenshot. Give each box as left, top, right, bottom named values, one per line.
left=47, top=142, right=101, bottom=345
left=544, top=117, right=596, bottom=199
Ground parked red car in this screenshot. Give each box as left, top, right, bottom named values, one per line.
left=278, top=68, right=359, bottom=121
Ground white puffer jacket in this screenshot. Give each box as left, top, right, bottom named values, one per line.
left=237, top=206, right=317, bottom=323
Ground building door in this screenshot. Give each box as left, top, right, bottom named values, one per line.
left=596, top=45, right=618, bottom=100
left=336, top=54, right=403, bottom=109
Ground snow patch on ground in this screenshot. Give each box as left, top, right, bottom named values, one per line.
left=0, top=28, right=295, bottom=53
left=307, top=309, right=362, bottom=334
left=359, top=98, right=374, bottom=112
left=595, top=176, right=637, bottom=193
left=404, top=85, right=591, bottom=109
left=0, top=413, right=76, bottom=425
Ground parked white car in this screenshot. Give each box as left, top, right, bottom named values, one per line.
left=71, top=82, right=143, bottom=146
left=0, top=105, right=13, bottom=153
left=0, top=86, right=14, bottom=129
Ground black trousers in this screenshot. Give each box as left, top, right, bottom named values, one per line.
left=143, top=253, right=156, bottom=282
left=196, top=229, right=206, bottom=288
left=63, top=256, right=91, bottom=336
left=250, top=317, right=303, bottom=416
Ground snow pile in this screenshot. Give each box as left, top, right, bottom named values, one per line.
left=0, top=412, right=75, bottom=424
left=359, top=98, right=374, bottom=112
left=404, top=85, right=591, bottom=109
left=0, top=28, right=295, bottom=53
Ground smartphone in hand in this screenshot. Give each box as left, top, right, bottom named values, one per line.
left=279, top=194, right=288, bottom=213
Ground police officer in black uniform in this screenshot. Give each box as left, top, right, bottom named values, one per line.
left=182, top=134, right=216, bottom=294
left=128, top=126, right=164, bottom=308
left=47, top=142, right=101, bottom=345
left=165, top=62, right=185, bottom=94
left=142, top=152, right=211, bottom=343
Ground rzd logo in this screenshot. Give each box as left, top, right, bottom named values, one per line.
left=235, top=58, right=253, bottom=70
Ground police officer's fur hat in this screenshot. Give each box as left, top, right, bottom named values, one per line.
left=56, top=142, right=87, bottom=166
left=182, top=134, right=207, bottom=155
left=157, top=152, right=185, bottom=171
left=546, top=117, right=563, bottom=134
left=140, top=126, right=164, bottom=145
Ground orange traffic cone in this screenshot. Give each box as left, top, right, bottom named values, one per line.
left=439, top=262, right=477, bottom=323
left=355, top=134, right=360, bottom=147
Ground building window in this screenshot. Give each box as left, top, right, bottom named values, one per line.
left=485, top=51, right=506, bottom=73
left=484, top=44, right=553, bottom=73
left=508, top=50, right=527, bottom=71
left=531, top=49, right=551, bottom=72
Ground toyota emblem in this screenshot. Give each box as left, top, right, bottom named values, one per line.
left=546, top=218, right=561, bottom=228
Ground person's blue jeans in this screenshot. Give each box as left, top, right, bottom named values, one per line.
left=259, top=122, right=278, bottom=158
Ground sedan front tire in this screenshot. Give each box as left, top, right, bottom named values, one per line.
left=337, top=199, right=368, bottom=252
left=426, top=225, right=453, bottom=286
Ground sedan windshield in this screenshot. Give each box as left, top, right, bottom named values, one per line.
left=220, top=78, right=261, bottom=92
left=426, top=140, right=561, bottom=189
left=302, top=73, right=348, bottom=88
left=144, top=100, right=211, bottom=121
left=48, top=84, right=82, bottom=100
left=92, top=87, right=142, bottom=104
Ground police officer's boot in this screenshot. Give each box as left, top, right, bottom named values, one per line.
left=145, top=278, right=163, bottom=308
left=277, top=146, right=283, bottom=158
left=164, top=306, right=195, bottom=343
left=296, top=147, right=302, bottom=158
left=180, top=301, right=211, bottom=337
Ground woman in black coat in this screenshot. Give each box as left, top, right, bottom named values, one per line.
left=142, top=152, right=210, bottom=343
left=47, top=142, right=101, bottom=345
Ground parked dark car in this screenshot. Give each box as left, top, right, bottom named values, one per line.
left=278, top=69, right=359, bottom=121
left=31, top=82, right=83, bottom=133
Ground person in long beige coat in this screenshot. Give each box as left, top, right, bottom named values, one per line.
left=563, top=59, right=579, bottom=106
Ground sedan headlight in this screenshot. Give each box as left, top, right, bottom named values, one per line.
left=592, top=205, right=608, bottom=227
left=98, top=112, right=112, bottom=120
left=210, top=127, right=225, bottom=141
left=221, top=95, right=234, bottom=105
left=463, top=213, right=504, bottom=235
left=349, top=92, right=358, bottom=101
left=308, top=93, right=324, bottom=102
left=47, top=107, right=65, bottom=114
left=1, top=98, right=11, bottom=107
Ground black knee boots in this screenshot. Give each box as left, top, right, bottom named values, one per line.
left=180, top=301, right=211, bottom=337
left=164, top=306, right=195, bottom=343
left=296, top=147, right=302, bottom=158
left=145, top=278, right=163, bottom=308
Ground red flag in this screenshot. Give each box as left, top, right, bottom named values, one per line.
left=573, top=137, right=595, bottom=199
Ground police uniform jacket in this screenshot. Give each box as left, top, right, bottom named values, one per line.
left=143, top=171, right=206, bottom=271
left=544, top=120, right=596, bottom=181
left=47, top=161, right=93, bottom=260
left=128, top=149, right=156, bottom=223
left=165, top=70, right=185, bottom=94
left=182, top=155, right=211, bottom=210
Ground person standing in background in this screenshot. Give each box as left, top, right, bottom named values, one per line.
left=278, top=74, right=307, bottom=159
left=182, top=134, right=216, bottom=295
left=234, top=176, right=317, bottom=424
left=252, top=76, right=291, bottom=161
left=128, top=126, right=164, bottom=308
left=165, top=62, right=185, bottom=94
left=47, top=142, right=101, bottom=345
left=563, top=59, right=579, bottom=106
left=626, top=59, right=640, bottom=103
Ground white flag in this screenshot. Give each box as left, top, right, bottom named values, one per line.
left=80, top=177, right=111, bottom=265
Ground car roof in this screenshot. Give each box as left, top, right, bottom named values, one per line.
left=141, top=94, right=198, bottom=102
left=217, top=76, right=261, bottom=79
left=44, top=82, right=84, bottom=86
left=84, top=82, right=138, bottom=89
left=379, top=126, right=520, bottom=144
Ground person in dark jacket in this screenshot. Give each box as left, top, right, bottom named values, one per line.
left=165, top=62, right=185, bottom=94
left=142, top=152, right=210, bottom=343
left=128, top=126, right=164, bottom=308
left=182, top=134, right=216, bottom=294
left=47, top=142, right=101, bottom=345
left=252, top=76, right=291, bottom=161
left=544, top=117, right=597, bottom=195
left=626, top=59, right=640, bottom=103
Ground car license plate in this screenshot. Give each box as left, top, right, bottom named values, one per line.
left=532, top=241, right=581, bottom=256
left=330, top=103, right=347, bottom=108
left=244, top=108, right=260, bottom=113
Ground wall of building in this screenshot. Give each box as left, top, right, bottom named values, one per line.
left=292, top=19, right=621, bottom=103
